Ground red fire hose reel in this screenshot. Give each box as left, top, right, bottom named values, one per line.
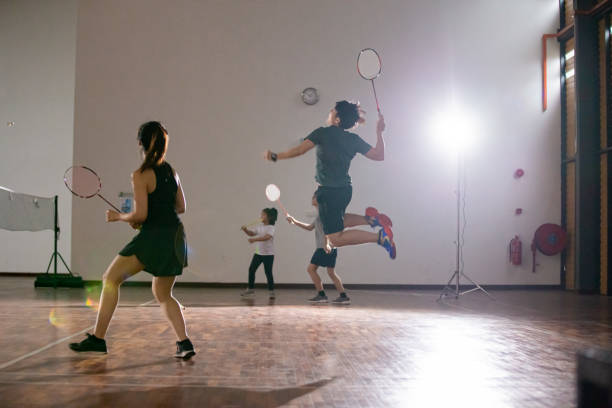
left=531, top=223, right=567, bottom=273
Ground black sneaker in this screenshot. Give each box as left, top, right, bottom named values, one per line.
left=174, top=338, right=196, bottom=360
left=308, top=294, right=328, bottom=303
left=69, top=333, right=107, bottom=353
left=332, top=296, right=351, bottom=305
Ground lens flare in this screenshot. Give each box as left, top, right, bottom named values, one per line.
left=48, top=308, right=66, bottom=327
left=85, top=297, right=98, bottom=310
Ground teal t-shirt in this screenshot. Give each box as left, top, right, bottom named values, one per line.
left=305, top=126, right=372, bottom=187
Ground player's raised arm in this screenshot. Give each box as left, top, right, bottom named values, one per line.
left=364, top=114, right=385, bottom=161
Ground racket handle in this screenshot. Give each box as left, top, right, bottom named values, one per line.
left=371, top=80, right=381, bottom=113
left=277, top=200, right=288, bottom=216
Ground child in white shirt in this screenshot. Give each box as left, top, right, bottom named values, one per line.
left=240, top=208, right=278, bottom=299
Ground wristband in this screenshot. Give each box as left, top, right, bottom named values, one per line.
left=271, top=152, right=278, bottom=162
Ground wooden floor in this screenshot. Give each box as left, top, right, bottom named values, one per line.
left=0, top=277, right=611, bottom=407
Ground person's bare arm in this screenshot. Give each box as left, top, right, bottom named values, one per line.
left=364, top=114, right=386, bottom=161
left=241, top=226, right=257, bottom=237
left=287, top=215, right=315, bottom=231
left=266, top=140, right=315, bottom=162
left=107, top=170, right=149, bottom=224
left=175, top=172, right=186, bottom=214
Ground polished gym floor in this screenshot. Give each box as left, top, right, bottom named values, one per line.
left=0, top=277, right=610, bottom=407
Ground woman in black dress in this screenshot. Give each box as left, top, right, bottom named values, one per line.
left=69, top=121, right=194, bottom=360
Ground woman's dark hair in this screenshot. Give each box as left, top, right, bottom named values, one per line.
left=335, top=100, right=362, bottom=129
left=137, top=121, right=168, bottom=173
left=263, top=208, right=278, bottom=225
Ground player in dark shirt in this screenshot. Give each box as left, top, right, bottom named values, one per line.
left=266, top=100, right=396, bottom=259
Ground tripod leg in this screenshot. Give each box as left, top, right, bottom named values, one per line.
left=439, top=270, right=460, bottom=301
left=446, top=272, right=456, bottom=286
left=57, top=253, right=73, bottom=275
left=460, top=272, right=494, bottom=300
left=45, top=253, right=55, bottom=274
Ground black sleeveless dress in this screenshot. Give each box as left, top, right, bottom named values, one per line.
left=119, top=162, right=187, bottom=276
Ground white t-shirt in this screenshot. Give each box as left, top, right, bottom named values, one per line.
left=254, top=224, right=275, bottom=255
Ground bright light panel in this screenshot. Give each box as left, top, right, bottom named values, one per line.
left=429, top=104, right=478, bottom=154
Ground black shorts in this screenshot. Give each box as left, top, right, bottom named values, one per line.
left=315, top=185, right=353, bottom=235
left=310, top=248, right=338, bottom=268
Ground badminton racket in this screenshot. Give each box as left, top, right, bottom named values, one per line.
left=357, top=48, right=383, bottom=113
left=64, top=166, right=120, bottom=211
left=265, top=184, right=288, bottom=216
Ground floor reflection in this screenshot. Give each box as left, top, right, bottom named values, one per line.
left=57, top=379, right=334, bottom=408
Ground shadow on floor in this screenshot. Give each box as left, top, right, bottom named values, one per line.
left=5, top=356, right=176, bottom=376
left=56, top=378, right=334, bottom=408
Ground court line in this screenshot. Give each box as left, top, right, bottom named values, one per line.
left=0, top=298, right=157, bottom=371
left=0, top=326, right=94, bottom=371
left=139, top=299, right=156, bottom=306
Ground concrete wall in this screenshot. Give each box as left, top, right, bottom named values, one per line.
left=0, top=0, right=77, bottom=273
left=72, top=0, right=562, bottom=284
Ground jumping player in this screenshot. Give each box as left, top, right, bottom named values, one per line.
left=266, top=101, right=396, bottom=259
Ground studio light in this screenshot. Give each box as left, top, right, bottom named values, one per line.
left=429, top=105, right=478, bottom=155
left=429, top=103, right=492, bottom=300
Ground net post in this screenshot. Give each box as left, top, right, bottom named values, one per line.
left=35, top=195, right=83, bottom=288
left=54, top=195, right=58, bottom=276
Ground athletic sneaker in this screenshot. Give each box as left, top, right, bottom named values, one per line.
left=69, top=333, right=107, bottom=353
left=365, top=207, right=393, bottom=238
left=269, top=291, right=276, bottom=299
left=378, top=227, right=397, bottom=260
left=240, top=289, right=255, bottom=298
left=308, top=294, right=329, bottom=303
left=332, top=296, right=351, bottom=305
left=174, top=338, right=196, bottom=360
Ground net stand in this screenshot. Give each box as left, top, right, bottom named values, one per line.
left=438, top=153, right=493, bottom=301
left=35, top=196, right=83, bottom=288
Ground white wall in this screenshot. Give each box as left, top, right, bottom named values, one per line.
left=0, top=0, right=77, bottom=273
left=72, top=0, right=562, bottom=284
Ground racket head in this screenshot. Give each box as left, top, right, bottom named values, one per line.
left=265, top=184, right=281, bottom=202
left=357, top=48, right=382, bottom=80
left=64, top=166, right=102, bottom=198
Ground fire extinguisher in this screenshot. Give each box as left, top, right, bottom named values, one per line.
left=509, top=235, right=522, bottom=265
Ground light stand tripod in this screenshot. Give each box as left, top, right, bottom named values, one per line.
left=438, top=152, right=493, bottom=300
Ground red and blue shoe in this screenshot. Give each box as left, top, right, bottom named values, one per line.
left=378, top=227, right=397, bottom=260
left=366, top=207, right=393, bottom=239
